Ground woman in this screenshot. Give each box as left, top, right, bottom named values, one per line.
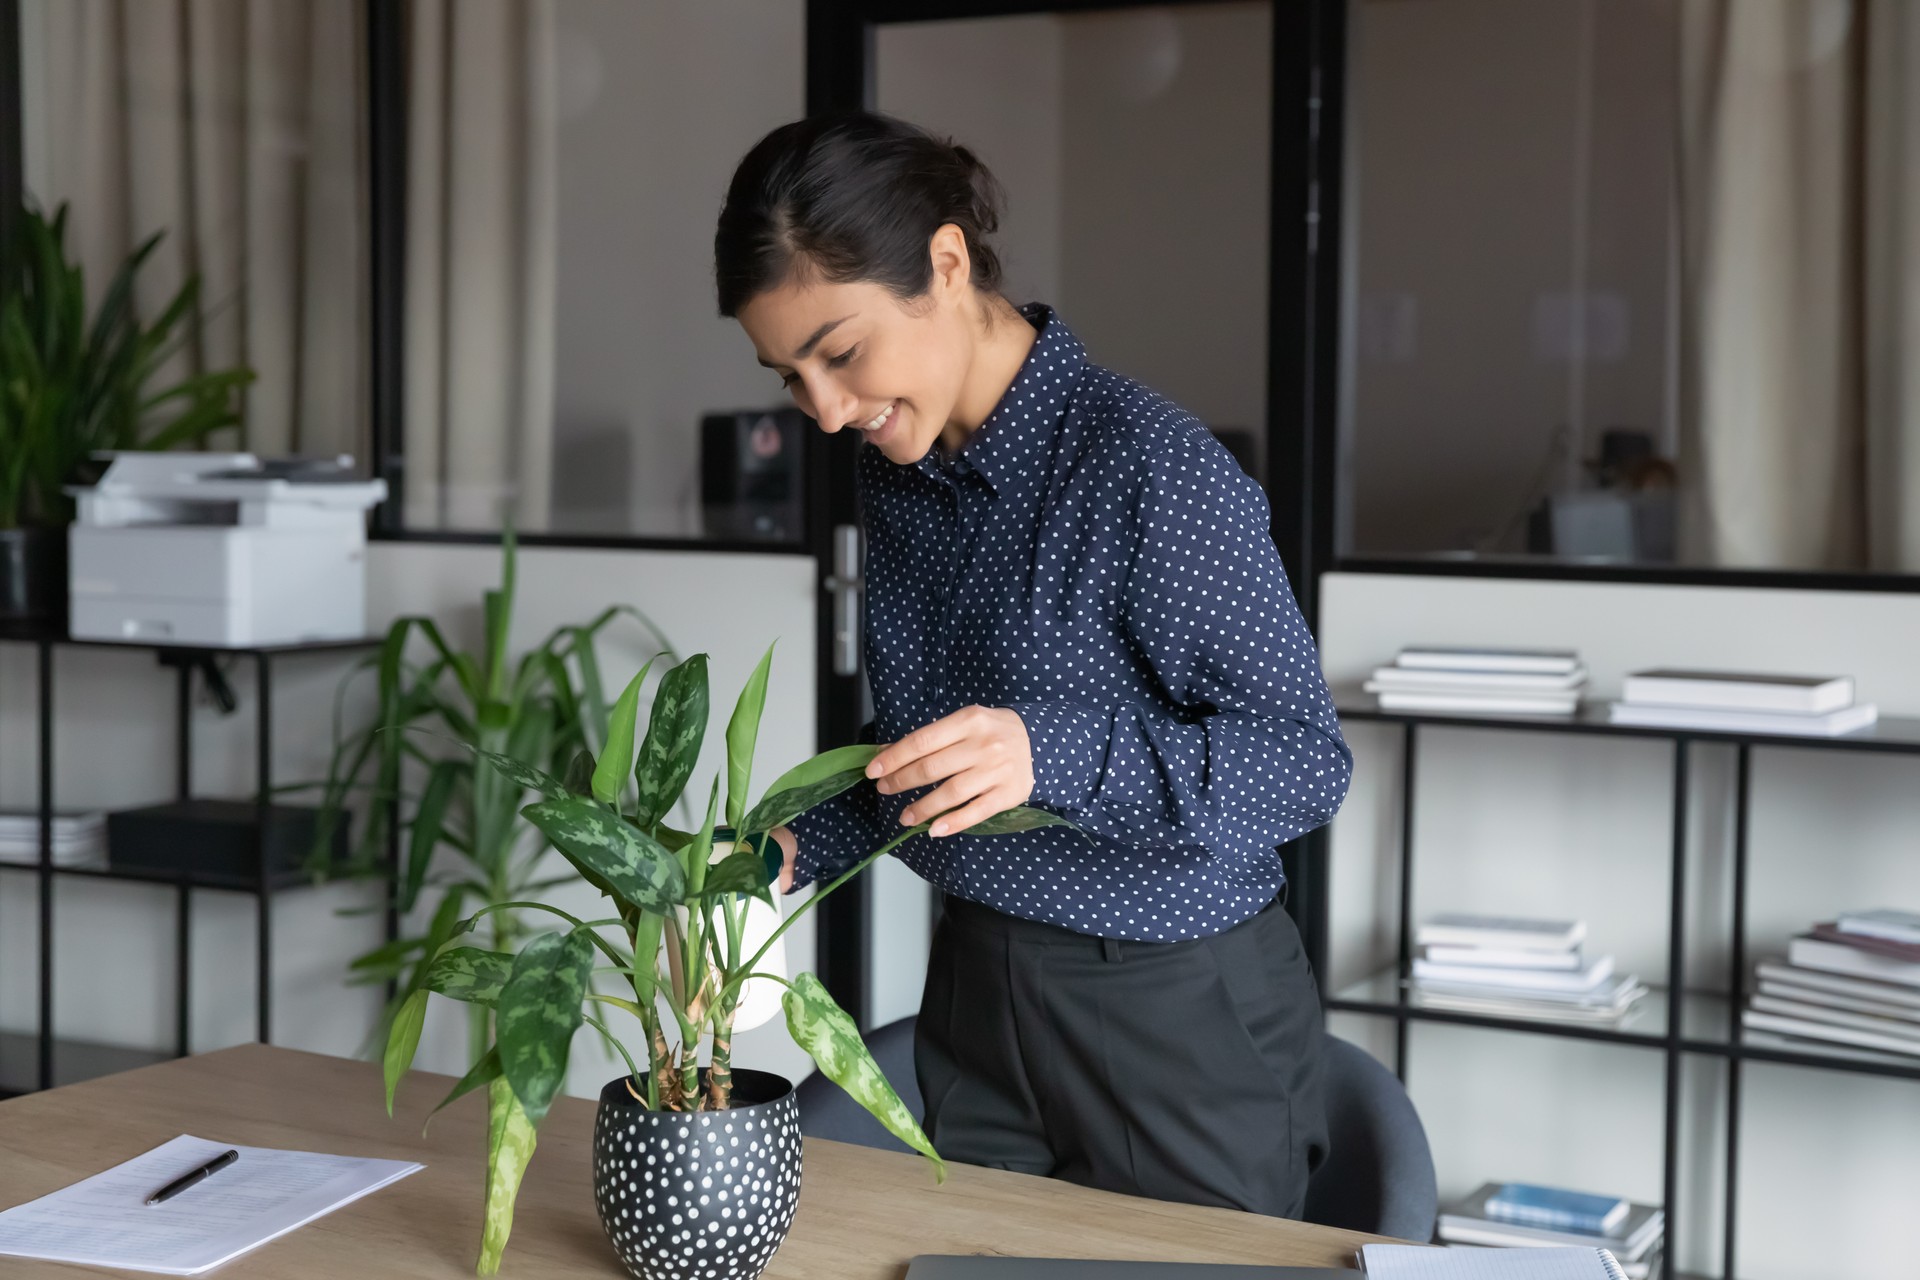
left=713, top=110, right=1353, bottom=1220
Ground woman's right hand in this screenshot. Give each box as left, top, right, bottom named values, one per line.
left=770, top=825, right=798, bottom=894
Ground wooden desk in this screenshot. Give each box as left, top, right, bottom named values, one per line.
left=0, top=1045, right=1384, bottom=1277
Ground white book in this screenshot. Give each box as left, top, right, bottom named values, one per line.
left=1414, top=955, right=1615, bottom=993
left=1620, top=669, right=1853, bottom=714
left=1369, top=665, right=1590, bottom=693
left=1788, top=935, right=1920, bottom=988
left=1742, top=1009, right=1920, bottom=1059
left=1425, top=944, right=1584, bottom=970
left=1440, top=1185, right=1666, bottom=1260
left=1758, top=978, right=1920, bottom=1023
left=1605, top=701, right=1877, bottom=738
left=1418, top=914, right=1586, bottom=952
left=1395, top=647, right=1584, bottom=675
left=1749, top=993, right=1920, bottom=1041
left=1836, top=908, right=1920, bottom=947
left=0, top=1134, right=421, bottom=1275
left=1413, top=984, right=1648, bottom=1024
left=1367, top=687, right=1582, bottom=716
left=1415, top=974, right=1644, bottom=1011
left=1362, top=1243, right=1628, bottom=1279
left=1754, top=960, right=1920, bottom=1011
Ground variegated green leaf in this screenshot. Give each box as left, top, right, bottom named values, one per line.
left=634, top=654, right=708, bottom=830
left=423, top=1044, right=502, bottom=1134
left=562, top=749, right=594, bottom=797
left=438, top=736, right=568, bottom=800
left=383, top=988, right=428, bottom=1117
left=724, top=644, right=775, bottom=832
left=742, top=744, right=881, bottom=836
left=521, top=797, right=686, bottom=912
left=694, top=845, right=773, bottom=904
left=496, top=930, right=593, bottom=1127
left=592, top=659, right=653, bottom=804
left=783, top=972, right=945, bottom=1182
left=959, top=805, right=1083, bottom=837
left=425, top=947, right=515, bottom=1005
left=478, top=1074, right=537, bottom=1275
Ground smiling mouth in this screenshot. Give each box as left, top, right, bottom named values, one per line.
left=858, top=401, right=897, bottom=433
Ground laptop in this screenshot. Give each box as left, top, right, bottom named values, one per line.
left=905, top=1260, right=1360, bottom=1279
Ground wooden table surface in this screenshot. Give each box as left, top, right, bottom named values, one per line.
left=0, top=1044, right=1384, bottom=1278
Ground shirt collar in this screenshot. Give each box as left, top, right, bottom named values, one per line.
left=914, top=301, right=1087, bottom=498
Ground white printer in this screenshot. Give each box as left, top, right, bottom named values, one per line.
left=68, top=453, right=387, bottom=647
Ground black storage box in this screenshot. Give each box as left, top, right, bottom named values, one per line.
left=107, top=800, right=346, bottom=888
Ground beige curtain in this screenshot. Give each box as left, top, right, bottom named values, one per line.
left=1677, top=0, right=1920, bottom=571
left=30, top=0, right=368, bottom=460
left=401, top=0, right=557, bottom=532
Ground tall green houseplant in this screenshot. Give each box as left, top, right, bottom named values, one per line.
left=383, top=645, right=1076, bottom=1273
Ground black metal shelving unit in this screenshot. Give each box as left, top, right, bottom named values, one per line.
left=1322, top=696, right=1920, bottom=1279
left=0, top=625, right=386, bottom=1098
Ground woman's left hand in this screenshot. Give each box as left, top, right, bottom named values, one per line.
left=868, top=705, right=1035, bottom=837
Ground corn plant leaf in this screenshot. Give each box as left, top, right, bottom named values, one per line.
left=520, top=797, right=686, bottom=911
left=592, top=659, right=653, bottom=805
left=382, top=988, right=429, bottom=1117
left=633, top=654, right=708, bottom=831
left=495, top=929, right=593, bottom=1129
left=425, top=947, right=515, bottom=1005
left=740, top=744, right=883, bottom=836
left=954, top=805, right=1083, bottom=837
left=479, top=1075, right=537, bottom=1275
left=423, top=1044, right=502, bottom=1135
left=783, top=973, right=945, bottom=1182
left=723, top=644, right=776, bottom=832
left=401, top=759, right=461, bottom=913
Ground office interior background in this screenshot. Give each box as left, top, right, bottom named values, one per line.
left=2, top=1, right=1918, bottom=1277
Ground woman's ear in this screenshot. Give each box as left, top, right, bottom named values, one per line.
left=926, top=222, right=973, bottom=302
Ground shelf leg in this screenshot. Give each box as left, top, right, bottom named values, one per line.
left=1394, top=721, right=1417, bottom=1082
left=1663, top=737, right=1691, bottom=1276
left=1723, top=743, right=1751, bottom=1280
left=37, top=640, right=54, bottom=1092
left=256, top=653, right=272, bottom=1045
left=176, top=659, right=192, bottom=800
left=176, top=878, right=192, bottom=1058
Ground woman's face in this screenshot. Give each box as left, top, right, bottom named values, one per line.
left=735, top=227, right=977, bottom=465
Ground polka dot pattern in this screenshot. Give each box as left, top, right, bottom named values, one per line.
left=786, top=302, right=1353, bottom=943
left=591, top=1072, right=802, bottom=1280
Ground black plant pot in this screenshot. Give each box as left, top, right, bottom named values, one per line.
left=592, top=1068, right=802, bottom=1280
left=0, top=526, right=68, bottom=626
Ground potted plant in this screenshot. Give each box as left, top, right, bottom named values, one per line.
left=0, top=202, right=254, bottom=622
left=381, top=644, right=1075, bottom=1278
left=303, top=531, right=679, bottom=1068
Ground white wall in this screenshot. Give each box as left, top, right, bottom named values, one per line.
left=0, top=542, right=824, bottom=1097
left=1320, top=571, right=1920, bottom=1278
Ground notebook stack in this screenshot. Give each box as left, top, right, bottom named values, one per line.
left=1411, top=914, right=1647, bottom=1025
left=0, top=811, right=106, bottom=869
left=1364, top=647, right=1588, bottom=717
left=1607, top=669, right=1876, bottom=737
left=1438, top=1182, right=1666, bottom=1280
left=1742, top=909, right=1920, bottom=1059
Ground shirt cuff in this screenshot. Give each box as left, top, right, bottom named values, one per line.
left=783, top=795, right=874, bottom=894
left=1004, top=701, right=1108, bottom=813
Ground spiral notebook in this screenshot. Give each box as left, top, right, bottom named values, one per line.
left=1359, top=1244, right=1626, bottom=1279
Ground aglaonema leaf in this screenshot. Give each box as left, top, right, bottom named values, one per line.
left=383, top=988, right=429, bottom=1117
left=740, top=743, right=883, bottom=835
left=424, top=1044, right=502, bottom=1135
left=724, top=643, right=775, bottom=832
left=954, top=805, right=1084, bottom=837
left=521, top=797, right=686, bottom=912
left=495, top=930, right=594, bottom=1129
left=478, top=1074, right=537, bottom=1275
left=592, top=658, right=654, bottom=805
left=435, top=735, right=568, bottom=800
left=782, top=972, right=945, bottom=1182
left=425, top=947, right=515, bottom=1005
left=562, top=749, right=594, bottom=797
left=694, top=844, right=773, bottom=905
left=633, top=654, right=708, bottom=830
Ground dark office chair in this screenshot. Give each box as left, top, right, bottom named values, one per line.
left=1303, top=1034, right=1437, bottom=1242
left=794, top=1014, right=925, bottom=1154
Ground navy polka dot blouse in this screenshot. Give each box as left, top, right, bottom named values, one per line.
left=785, top=302, right=1353, bottom=942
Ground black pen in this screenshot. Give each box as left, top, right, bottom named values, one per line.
left=146, top=1149, right=240, bottom=1206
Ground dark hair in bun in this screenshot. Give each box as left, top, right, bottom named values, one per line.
left=714, top=109, right=1008, bottom=319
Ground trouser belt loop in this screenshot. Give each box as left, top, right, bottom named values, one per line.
left=1101, top=936, right=1123, bottom=963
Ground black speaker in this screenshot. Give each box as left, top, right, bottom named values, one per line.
left=700, top=408, right=806, bottom=542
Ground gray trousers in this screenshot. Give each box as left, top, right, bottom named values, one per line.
left=914, top=888, right=1330, bottom=1219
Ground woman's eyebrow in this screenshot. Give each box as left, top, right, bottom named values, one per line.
left=756, top=314, right=856, bottom=368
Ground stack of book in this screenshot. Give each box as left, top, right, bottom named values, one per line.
left=1439, top=1182, right=1666, bottom=1280
left=1607, top=669, right=1877, bottom=737
left=1743, top=909, right=1920, bottom=1058
left=1411, top=914, right=1647, bottom=1025
left=1364, top=647, right=1587, bottom=716
left=0, top=811, right=106, bottom=869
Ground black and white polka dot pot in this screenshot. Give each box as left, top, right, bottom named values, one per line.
left=592, top=1068, right=802, bottom=1280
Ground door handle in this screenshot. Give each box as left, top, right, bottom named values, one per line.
left=823, top=524, right=864, bottom=677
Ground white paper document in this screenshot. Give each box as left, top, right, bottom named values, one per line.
left=0, top=1133, right=422, bottom=1275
